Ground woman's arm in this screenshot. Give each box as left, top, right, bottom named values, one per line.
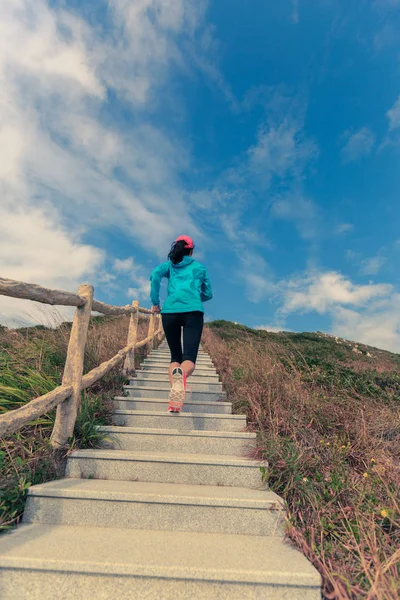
left=200, top=269, right=213, bottom=302
left=150, top=262, right=169, bottom=307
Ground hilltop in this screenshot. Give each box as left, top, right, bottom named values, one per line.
left=209, top=320, right=399, bottom=405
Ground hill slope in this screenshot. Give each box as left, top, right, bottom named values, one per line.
left=0, top=316, right=149, bottom=531
left=203, top=321, right=399, bottom=600
left=1, top=319, right=399, bottom=598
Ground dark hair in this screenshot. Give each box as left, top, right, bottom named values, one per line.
left=168, top=240, right=192, bottom=265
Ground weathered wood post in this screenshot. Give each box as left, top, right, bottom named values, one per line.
left=147, top=313, right=155, bottom=353
left=153, top=314, right=161, bottom=349
left=123, top=300, right=139, bottom=377
left=51, top=284, right=93, bottom=449
left=157, top=314, right=164, bottom=343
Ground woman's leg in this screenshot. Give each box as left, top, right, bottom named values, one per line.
left=181, top=311, right=204, bottom=379
left=161, top=314, right=183, bottom=385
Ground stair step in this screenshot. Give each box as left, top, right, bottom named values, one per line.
left=129, top=378, right=223, bottom=391
left=133, top=370, right=220, bottom=382
left=143, top=357, right=214, bottom=366
left=23, top=479, right=284, bottom=536
left=98, top=426, right=256, bottom=455
left=65, top=449, right=264, bottom=488
left=113, top=397, right=232, bottom=414
left=140, top=365, right=217, bottom=376
left=0, top=525, right=321, bottom=599
left=151, top=351, right=210, bottom=358
left=111, top=409, right=246, bottom=431
left=147, top=350, right=212, bottom=357
left=123, top=385, right=226, bottom=402
left=142, top=363, right=215, bottom=372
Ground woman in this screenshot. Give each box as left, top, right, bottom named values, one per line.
left=150, top=235, right=213, bottom=413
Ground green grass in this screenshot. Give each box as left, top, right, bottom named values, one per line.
left=0, top=315, right=150, bottom=530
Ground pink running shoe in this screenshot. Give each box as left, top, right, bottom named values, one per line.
left=168, top=368, right=186, bottom=413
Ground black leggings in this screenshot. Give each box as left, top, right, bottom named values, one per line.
left=162, top=311, right=204, bottom=364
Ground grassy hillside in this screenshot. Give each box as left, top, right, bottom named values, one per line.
left=0, top=316, right=149, bottom=530
left=1, top=317, right=398, bottom=597
left=203, top=321, right=399, bottom=600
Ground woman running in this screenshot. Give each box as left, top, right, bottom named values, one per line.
left=150, top=235, right=213, bottom=413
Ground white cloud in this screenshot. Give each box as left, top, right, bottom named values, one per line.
left=387, top=96, right=400, bottom=131
left=190, top=89, right=318, bottom=257
left=0, top=205, right=103, bottom=285
left=237, top=253, right=276, bottom=304
left=248, top=118, right=317, bottom=187
left=271, top=194, right=319, bottom=240
left=114, top=257, right=150, bottom=301
left=335, top=223, right=354, bottom=235
left=274, top=270, right=399, bottom=351
left=346, top=249, right=360, bottom=261
left=256, top=324, right=292, bottom=333
left=114, top=258, right=136, bottom=273
left=0, top=203, right=104, bottom=326
left=341, top=127, right=375, bottom=163
left=333, top=298, right=400, bottom=352
left=360, top=255, right=387, bottom=275
left=236, top=266, right=400, bottom=351
left=0, top=0, right=211, bottom=323
left=281, top=271, right=391, bottom=314
left=128, top=281, right=150, bottom=301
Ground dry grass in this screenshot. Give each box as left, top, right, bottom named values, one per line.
left=202, top=326, right=400, bottom=600
left=0, top=314, right=153, bottom=530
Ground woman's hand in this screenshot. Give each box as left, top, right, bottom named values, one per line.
left=151, top=305, right=161, bottom=313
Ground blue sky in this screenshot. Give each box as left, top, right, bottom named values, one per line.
left=0, top=0, right=399, bottom=351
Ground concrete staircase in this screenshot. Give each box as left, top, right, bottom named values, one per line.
left=0, top=342, right=321, bottom=599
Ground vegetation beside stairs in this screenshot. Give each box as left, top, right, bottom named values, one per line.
left=1, top=316, right=399, bottom=598
left=203, top=321, right=399, bottom=599
left=0, top=315, right=149, bottom=530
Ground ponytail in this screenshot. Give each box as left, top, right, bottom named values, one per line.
left=168, top=240, right=192, bottom=265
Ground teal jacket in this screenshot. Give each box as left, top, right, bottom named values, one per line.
left=150, top=257, right=213, bottom=314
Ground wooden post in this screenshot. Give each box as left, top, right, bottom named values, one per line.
left=156, top=315, right=162, bottom=345
left=153, top=314, right=160, bottom=349
left=147, top=313, right=155, bottom=353
left=158, top=314, right=164, bottom=343
left=156, top=314, right=162, bottom=345
left=123, top=300, right=139, bottom=377
left=51, top=284, right=94, bottom=449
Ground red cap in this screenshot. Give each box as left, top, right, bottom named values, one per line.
left=175, top=235, right=194, bottom=249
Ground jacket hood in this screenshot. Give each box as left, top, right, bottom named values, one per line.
left=170, top=256, right=195, bottom=268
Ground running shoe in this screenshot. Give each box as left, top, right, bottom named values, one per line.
left=168, top=367, right=186, bottom=413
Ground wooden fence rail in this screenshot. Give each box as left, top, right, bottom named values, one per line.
left=0, top=277, right=163, bottom=445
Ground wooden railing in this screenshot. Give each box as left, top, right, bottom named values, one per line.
left=0, top=277, right=163, bottom=447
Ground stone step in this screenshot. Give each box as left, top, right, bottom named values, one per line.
left=123, top=385, right=226, bottom=402
left=129, top=377, right=223, bottom=392
left=112, top=410, right=246, bottom=432
left=66, top=449, right=264, bottom=488
left=142, top=362, right=215, bottom=372
left=113, top=397, right=232, bottom=414
left=23, top=479, right=284, bottom=537
left=0, top=525, right=321, bottom=599
left=133, top=370, right=220, bottom=382
left=143, top=357, right=214, bottom=367
left=140, top=365, right=217, bottom=376
left=149, top=349, right=212, bottom=356
left=98, top=426, right=256, bottom=455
